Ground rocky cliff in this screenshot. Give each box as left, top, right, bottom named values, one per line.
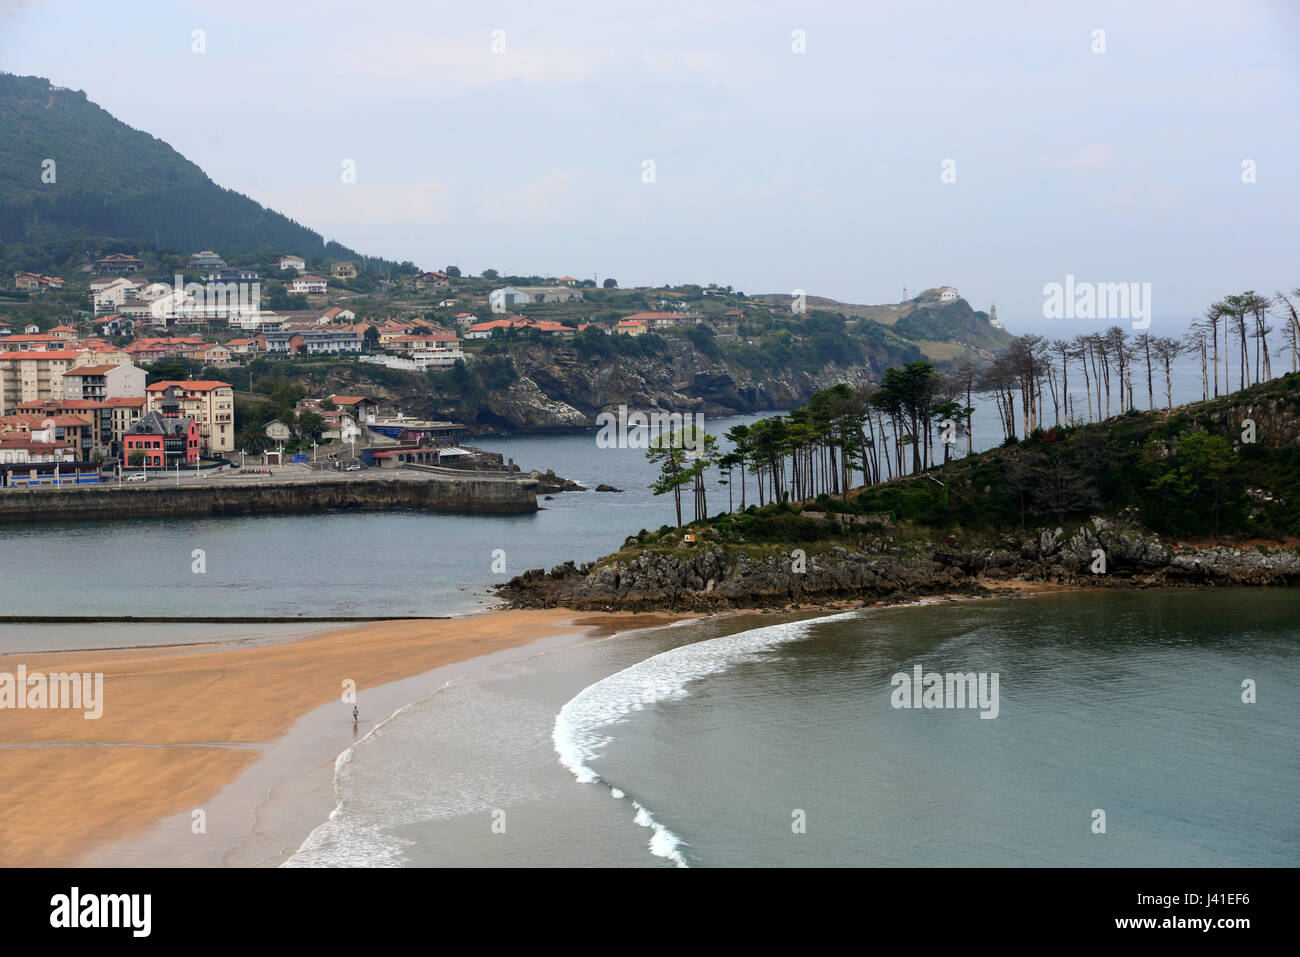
left=252, top=329, right=926, bottom=434
left=496, top=516, right=1300, bottom=611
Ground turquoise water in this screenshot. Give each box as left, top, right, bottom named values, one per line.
left=284, top=590, right=1298, bottom=867
left=579, top=591, right=1299, bottom=866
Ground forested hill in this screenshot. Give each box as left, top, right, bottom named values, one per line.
left=0, top=73, right=364, bottom=260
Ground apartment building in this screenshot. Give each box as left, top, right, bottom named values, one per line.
left=144, top=380, right=235, bottom=455
left=61, top=363, right=147, bottom=402
left=0, top=349, right=80, bottom=414
left=14, top=399, right=114, bottom=456
left=105, top=397, right=147, bottom=452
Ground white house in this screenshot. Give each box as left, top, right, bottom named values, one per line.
left=938, top=286, right=958, bottom=302
left=92, top=278, right=141, bottom=313
left=276, top=254, right=306, bottom=271
left=488, top=285, right=583, bottom=312
left=190, top=250, right=226, bottom=269
left=301, top=331, right=363, bottom=354
left=288, top=275, right=328, bottom=295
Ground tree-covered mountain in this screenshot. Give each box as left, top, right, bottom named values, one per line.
left=0, top=73, right=369, bottom=262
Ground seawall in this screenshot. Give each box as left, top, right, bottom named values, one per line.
left=0, top=475, right=539, bottom=523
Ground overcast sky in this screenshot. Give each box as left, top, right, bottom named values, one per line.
left=2, top=0, right=1298, bottom=335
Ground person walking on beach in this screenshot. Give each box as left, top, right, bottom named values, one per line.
left=352, top=706, right=359, bottom=723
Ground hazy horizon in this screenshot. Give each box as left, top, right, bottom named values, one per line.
left=2, top=0, right=1298, bottom=339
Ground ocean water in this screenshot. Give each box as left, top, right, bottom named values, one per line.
left=0, top=355, right=1241, bottom=624
left=0, top=412, right=774, bottom=623
left=286, top=590, right=1299, bottom=867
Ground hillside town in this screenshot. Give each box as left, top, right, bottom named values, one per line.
left=1, top=243, right=997, bottom=489
left=0, top=251, right=697, bottom=485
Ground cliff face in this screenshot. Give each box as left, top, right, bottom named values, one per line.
left=263, top=331, right=920, bottom=433
left=481, top=343, right=886, bottom=429
left=496, top=517, right=1300, bottom=611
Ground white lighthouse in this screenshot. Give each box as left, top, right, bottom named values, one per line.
left=988, top=303, right=1004, bottom=330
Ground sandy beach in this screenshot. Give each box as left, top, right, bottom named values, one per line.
left=0, top=610, right=683, bottom=867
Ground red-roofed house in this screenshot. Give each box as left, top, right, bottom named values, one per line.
left=1, top=334, right=65, bottom=351
left=104, top=396, right=147, bottom=450
left=328, top=395, right=379, bottom=424
left=144, top=380, right=234, bottom=454
left=95, top=253, right=144, bottom=274
left=621, top=312, right=700, bottom=331
left=225, top=337, right=257, bottom=359
left=124, top=388, right=201, bottom=467
left=92, top=314, right=134, bottom=337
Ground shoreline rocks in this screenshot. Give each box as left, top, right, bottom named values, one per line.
left=495, top=516, right=1300, bottom=611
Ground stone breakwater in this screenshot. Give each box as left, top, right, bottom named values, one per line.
left=0, top=475, right=539, bottom=523
left=497, top=517, right=1300, bottom=611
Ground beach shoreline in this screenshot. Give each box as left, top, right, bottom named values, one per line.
left=0, top=608, right=687, bottom=867
left=0, top=583, right=1087, bottom=868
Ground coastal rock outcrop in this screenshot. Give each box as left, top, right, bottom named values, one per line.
left=495, top=516, right=1300, bottom=611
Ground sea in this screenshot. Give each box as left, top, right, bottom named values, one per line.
left=283, top=589, right=1299, bottom=867
left=2, top=360, right=1296, bottom=866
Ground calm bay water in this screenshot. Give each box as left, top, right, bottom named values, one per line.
left=288, top=590, right=1298, bottom=867
left=0, top=356, right=1240, bottom=630
left=0, top=413, right=773, bottom=630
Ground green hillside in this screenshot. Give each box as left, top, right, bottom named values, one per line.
left=0, top=73, right=364, bottom=260
left=892, top=298, right=1010, bottom=352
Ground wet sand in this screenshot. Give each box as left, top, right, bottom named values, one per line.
left=0, top=610, right=683, bottom=866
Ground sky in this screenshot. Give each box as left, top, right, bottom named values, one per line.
left=2, top=0, right=1298, bottom=336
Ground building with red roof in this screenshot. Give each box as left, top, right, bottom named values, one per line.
left=144, top=380, right=234, bottom=455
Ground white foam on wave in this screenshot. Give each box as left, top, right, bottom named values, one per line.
left=632, top=799, right=688, bottom=867
left=552, top=611, right=859, bottom=866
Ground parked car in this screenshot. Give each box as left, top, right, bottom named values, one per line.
left=126, top=472, right=148, bottom=482
left=345, top=464, right=361, bottom=471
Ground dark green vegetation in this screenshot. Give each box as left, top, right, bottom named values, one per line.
left=479, top=296, right=997, bottom=379
left=892, top=297, right=1010, bottom=353
left=641, top=371, right=1300, bottom=547
left=852, top=373, right=1299, bottom=539
left=0, top=74, right=379, bottom=263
